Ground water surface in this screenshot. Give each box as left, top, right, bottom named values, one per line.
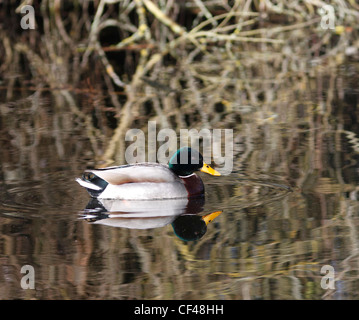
left=1, top=74, right=359, bottom=300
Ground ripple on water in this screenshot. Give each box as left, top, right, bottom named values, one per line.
left=0, top=170, right=292, bottom=222
left=0, top=178, right=85, bottom=220
left=203, top=172, right=293, bottom=211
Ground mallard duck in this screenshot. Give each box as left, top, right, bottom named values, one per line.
left=76, top=147, right=220, bottom=200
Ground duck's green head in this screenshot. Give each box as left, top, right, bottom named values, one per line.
left=168, top=147, right=221, bottom=177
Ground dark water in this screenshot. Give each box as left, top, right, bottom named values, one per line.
left=1, top=81, right=359, bottom=300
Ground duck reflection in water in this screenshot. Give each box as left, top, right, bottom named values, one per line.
left=80, top=197, right=222, bottom=241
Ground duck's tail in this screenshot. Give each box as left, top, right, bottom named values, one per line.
left=76, top=178, right=102, bottom=190
left=76, top=171, right=109, bottom=197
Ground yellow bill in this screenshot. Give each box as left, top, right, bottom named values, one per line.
left=202, top=211, right=222, bottom=225
left=200, top=162, right=221, bottom=176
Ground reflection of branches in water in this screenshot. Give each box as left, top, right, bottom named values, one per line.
left=1, top=1, right=358, bottom=161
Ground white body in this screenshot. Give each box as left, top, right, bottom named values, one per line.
left=76, top=163, right=188, bottom=200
